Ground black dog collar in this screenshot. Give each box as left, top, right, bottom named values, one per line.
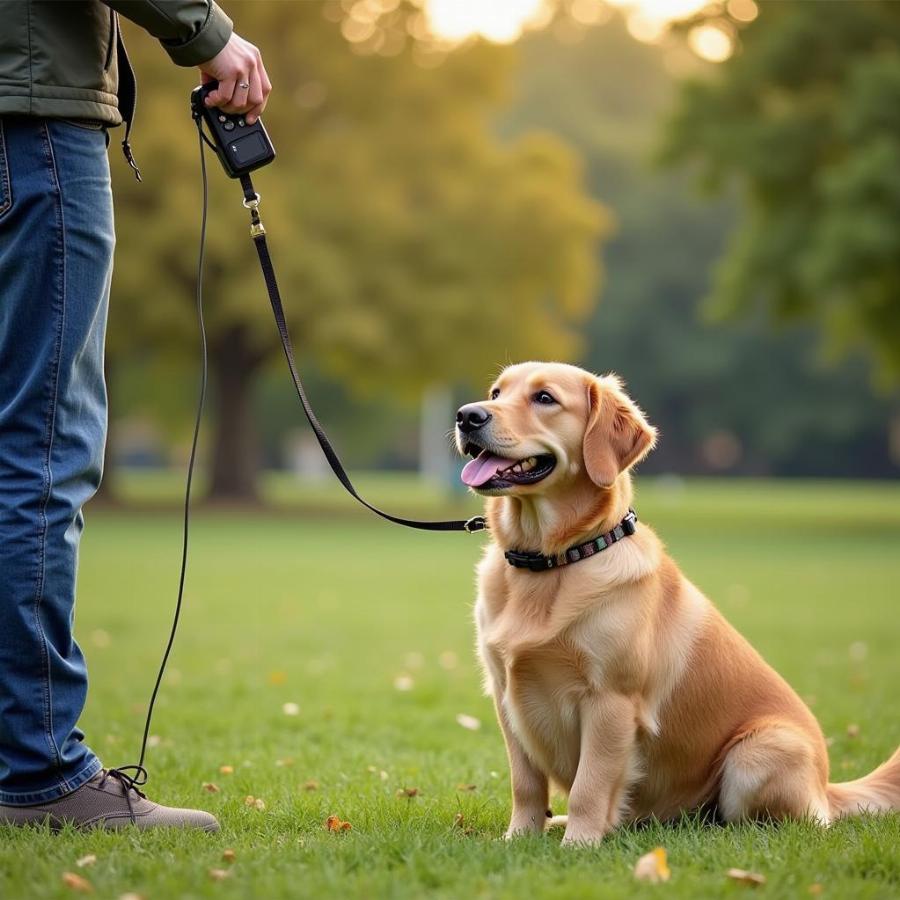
left=504, top=509, right=638, bottom=572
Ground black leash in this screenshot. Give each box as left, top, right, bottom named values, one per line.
left=106, top=124, right=211, bottom=806
left=110, top=116, right=486, bottom=800
left=232, top=165, right=486, bottom=534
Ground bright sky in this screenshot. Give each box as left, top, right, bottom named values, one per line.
left=426, top=0, right=547, bottom=44
left=424, top=0, right=757, bottom=61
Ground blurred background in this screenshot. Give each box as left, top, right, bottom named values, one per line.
left=107, top=0, right=900, bottom=508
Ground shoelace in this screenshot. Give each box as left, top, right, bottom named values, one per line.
left=99, top=766, right=148, bottom=824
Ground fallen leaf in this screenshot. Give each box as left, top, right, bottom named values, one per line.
left=75, top=854, right=97, bottom=868
left=275, top=757, right=294, bottom=767
left=282, top=702, right=300, bottom=716
left=222, top=849, right=236, bottom=863
left=243, top=795, right=256, bottom=806
left=147, top=735, right=161, bottom=748
left=456, top=714, right=481, bottom=731
left=393, top=674, right=414, bottom=692
left=808, top=885, right=824, bottom=896
left=219, top=765, right=234, bottom=775
left=254, top=797, right=266, bottom=811
left=633, top=847, right=671, bottom=883
left=455, top=783, right=477, bottom=792
left=397, top=787, right=419, bottom=798
left=302, top=779, right=319, bottom=791
left=726, top=868, right=766, bottom=886
left=379, top=770, right=389, bottom=781
left=846, top=723, right=860, bottom=738
left=454, top=812, right=465, bottom=827
left=208, top=868, right=231, bottom=881
left=62, top=872, right=93, bottom=893
left=202, top=782, right=220, bottom=793
left=325, top=815, right=352, bottom=832
left=267, top=670, right=287, bottom=685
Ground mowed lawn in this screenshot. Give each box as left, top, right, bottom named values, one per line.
left=2, top=478, right=899, bottom=899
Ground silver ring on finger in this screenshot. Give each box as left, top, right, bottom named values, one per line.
left=238, top=81, right=250, bottom=89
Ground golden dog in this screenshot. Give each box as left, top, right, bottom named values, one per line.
left=455, top=361, right=899, bottom=845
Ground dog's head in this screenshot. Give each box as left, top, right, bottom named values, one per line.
left=455, top=362, right=656, bottom=498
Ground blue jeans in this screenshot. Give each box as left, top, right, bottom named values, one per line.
left=0, top=117, right=112, bottom=804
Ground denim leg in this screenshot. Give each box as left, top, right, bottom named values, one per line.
left=0, top=118, right=113, bottom=804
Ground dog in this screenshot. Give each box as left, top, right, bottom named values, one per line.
left=455, top=361, right=899, bottom=845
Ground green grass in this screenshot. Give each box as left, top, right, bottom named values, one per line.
left=2, top=478, right=899, bottom=899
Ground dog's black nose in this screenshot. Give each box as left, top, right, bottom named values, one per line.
left=456, top=404, right=492, bottom=434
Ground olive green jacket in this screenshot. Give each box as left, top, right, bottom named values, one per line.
left=0, top=0, right=233, bottom=126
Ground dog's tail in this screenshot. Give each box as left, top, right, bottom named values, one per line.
left=827, top=746, right=900, bottom=819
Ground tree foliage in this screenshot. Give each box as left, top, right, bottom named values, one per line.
left=663, top=0, right=900, bottom=383
left=110, top=0, right=606, bottom=498
left=503, top=14, right=897, bottom=477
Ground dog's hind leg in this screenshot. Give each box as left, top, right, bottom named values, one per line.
left=718, top=722, right=830, bottom=825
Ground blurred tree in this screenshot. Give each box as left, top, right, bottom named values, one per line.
left=663, top=0, right=900, bottom=383
left=502, top=13, right=897, bottom=477
left=110, top=0, right=606, bottom=501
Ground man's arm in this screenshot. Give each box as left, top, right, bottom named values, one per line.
left=103, top=1, right=271, bottom=123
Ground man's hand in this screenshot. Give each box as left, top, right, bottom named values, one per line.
left=198, top=33, right=272, bottom=124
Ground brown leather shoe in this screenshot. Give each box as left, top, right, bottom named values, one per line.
left=0, top=769, right=219, bottom=831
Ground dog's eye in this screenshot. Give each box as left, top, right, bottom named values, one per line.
left=490, top=388, right=500, bottom=400
left=533, top=390, right=557, bottom=405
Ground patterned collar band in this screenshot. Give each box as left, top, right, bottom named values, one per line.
left=504, top=509, right=638, bottom=572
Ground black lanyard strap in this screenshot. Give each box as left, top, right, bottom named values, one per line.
left=236, top=172, right=486, bottom=534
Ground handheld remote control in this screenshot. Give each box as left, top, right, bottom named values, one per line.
left=190, top=81, right=276, bottom=178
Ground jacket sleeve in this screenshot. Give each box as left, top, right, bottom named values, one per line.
left=102, top=1, right=233, bottom=67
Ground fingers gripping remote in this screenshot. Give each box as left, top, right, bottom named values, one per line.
left=190, top=81, right=276, bottom=178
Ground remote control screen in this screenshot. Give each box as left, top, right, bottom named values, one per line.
left=229, top=132, right=270, bottom=168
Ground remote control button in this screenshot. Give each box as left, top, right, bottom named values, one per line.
left=218, top=114, right=227, bottom=123
left=223, top=120, right=235, bottom=131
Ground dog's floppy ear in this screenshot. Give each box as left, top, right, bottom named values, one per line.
left=582, top=375, right=657, bottom=487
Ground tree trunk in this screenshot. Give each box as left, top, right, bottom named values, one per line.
left=419, top=383, right=454, bottom=493
left=208, top=327, right=266, bottom=503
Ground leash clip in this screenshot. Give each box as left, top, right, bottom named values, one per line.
left=464, top=515, right=487, bottom=534
left=242, top=193, right=266, bottom=237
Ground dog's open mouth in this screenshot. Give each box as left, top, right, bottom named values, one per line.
left=460, top=445, right=556, bottom=489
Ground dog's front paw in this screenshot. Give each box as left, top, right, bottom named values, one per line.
left=560, top=825, right=608, bottom=847
left=504, top=812, right=546, bottom=839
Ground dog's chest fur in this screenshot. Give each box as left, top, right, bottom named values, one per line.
left=475, top=547, right=652, bottom=789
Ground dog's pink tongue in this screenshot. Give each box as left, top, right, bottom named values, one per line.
left=461, top=451, right=512, bottom=487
